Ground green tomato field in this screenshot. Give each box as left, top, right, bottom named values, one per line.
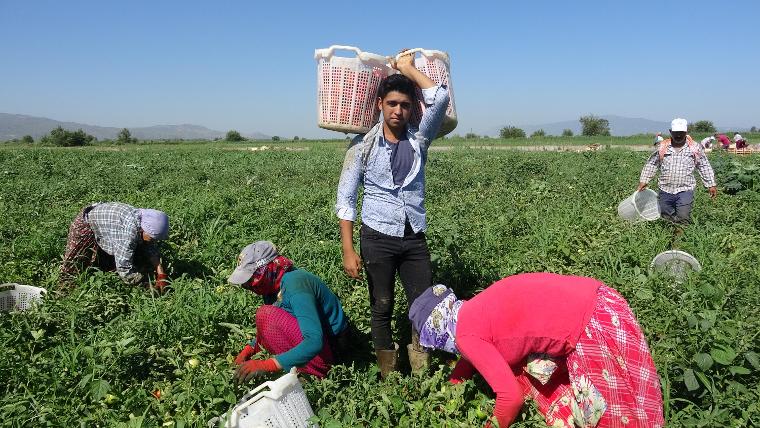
left=1, top=139, right=759, bottom=427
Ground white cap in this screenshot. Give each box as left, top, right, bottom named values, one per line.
left=671, top=118, right=688, bottom=132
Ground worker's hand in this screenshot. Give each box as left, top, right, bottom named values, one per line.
left=637, top=182, right=648, bottom=192
left=342, top=248, right=363, bottom=280
left=391, top=48, right=415, bottom=72
left=234, top=343, right=257, bottom=365
left=708, top=186, right=717, bottom=199
left=154, top=273, right=169, bottom=292
left=234, top=358, right=281, bottom=383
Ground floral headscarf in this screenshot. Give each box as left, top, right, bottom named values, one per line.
left=417, top=287, right=463, bottom=354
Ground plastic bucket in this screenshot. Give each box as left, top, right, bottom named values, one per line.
left=650, top=250, right=701, bottom=283
left=394, top=48, right=458, bottom=138
left=315, top=45, right=392, bottom=134
left=210, top=368, right=317, bottom=428
left=617, top=189, right=660, bottom=222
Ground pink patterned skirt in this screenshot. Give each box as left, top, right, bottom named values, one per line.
left=518, top=286, right=664, bottom=428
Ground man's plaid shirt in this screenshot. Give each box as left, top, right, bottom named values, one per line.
left=85, top=202, right=159, bottom=284
left=639, top=143, right=716, bottom=194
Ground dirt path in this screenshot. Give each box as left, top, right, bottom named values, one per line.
left=429, top=144, right=654, bottom=152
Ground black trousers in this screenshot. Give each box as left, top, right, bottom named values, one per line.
left=360, top=223, right=432, bottom=350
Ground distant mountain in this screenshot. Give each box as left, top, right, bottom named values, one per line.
left=491, top=115, right=751, bottom=137
left=0, top=113, right=270, bottom=141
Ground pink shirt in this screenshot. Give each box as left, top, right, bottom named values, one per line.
left=454, top=273, right=601, bottom=425
left=717, top=134, right=731, bottom=147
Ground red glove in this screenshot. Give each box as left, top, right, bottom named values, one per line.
left=235, top=344, right=256, bottom=365
left=155, top=273, right=169, bottom=291
left=234, top=358, right=280, bottom=383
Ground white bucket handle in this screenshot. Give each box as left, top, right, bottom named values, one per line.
left=393, top=48, right=450, bottom=63
left=314, top=45, right=389, bottom=66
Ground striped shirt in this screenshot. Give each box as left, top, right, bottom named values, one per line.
left=335, top=85, right=450, bottom=237
left=85, top=202, right=159, bottom=284
left=639, top=143, right=717, bottom=194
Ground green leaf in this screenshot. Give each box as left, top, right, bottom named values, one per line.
left=89, top=379, right=111, bottom=401
left=711, top=346, right=737, bottom=366
left=30, top=329, right=44, bottom=340
left=693, top=353, right=713, bottom=371
left=686, top=315, right=698, bottom=328
left=729, top=366, right=751, bottom=375
left=683, top=369, right=699, bottom=391
left=745, top=352, right=760, bottom=371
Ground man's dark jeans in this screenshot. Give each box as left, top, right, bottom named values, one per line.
left=658, top=190, right=694, bottom=224
left=360, top=223, right=432, bottom=350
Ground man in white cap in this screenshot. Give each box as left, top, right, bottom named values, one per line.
left=637, top=118, right=717, bottom=224
left=60, top=202, right=169, bottom=289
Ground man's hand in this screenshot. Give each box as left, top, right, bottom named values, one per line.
left=391, top=48, right=414, bottom=71
left=709, top=186, right=717, bottom=199
left=342, top=248, right=363, bottom=280
left=637, top=182, right=648, bottom=192
left=233, top=358, right=281, bottom=383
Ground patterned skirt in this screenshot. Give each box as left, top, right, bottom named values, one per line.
left=519, top=286, right=664, bottom=428
left=254, top=305, right=336, bottom=378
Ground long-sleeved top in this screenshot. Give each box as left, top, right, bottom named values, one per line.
left=335, top=85, right=450, bottom=237
left=265, top=269, right=348, bottom=371
left=639, top=141, right=717, bottom=194
left=453, top=273, right=602, bottom=426
left=85, top=202, right=159, bottom=284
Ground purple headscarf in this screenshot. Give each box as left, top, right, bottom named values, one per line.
left=409, top=284, right=462, bottom=354
left=139, top=209, right=169, bottom=240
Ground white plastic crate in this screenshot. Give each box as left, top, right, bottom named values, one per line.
left=315, top=45, right=392, bottom=134
left=0, top=283, right=46, bottom=312
left=399, top=48, right=458, bottom=138
left=211, top=368, right=318, bottom=428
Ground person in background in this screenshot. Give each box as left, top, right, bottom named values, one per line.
left=229, top=241, right=350, bottom=382
left=653, top=131, right=664, bottom=146
left=60, top=202, right=169, bottom=290
left=716, top=133, right=732, bottom=149
left=734, top=132, right=748, bottom=149
left=335, top=49, right=450, bottom=377
left=408, top=274, right=664, bottom=428
left=700, top=135, right=715, bottom=149
left=638, top=118, right=717, bottom=224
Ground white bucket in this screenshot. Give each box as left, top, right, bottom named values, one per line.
left=394, top=48, right=458, bottom=138
left=210, top=368, right=317, bottom=428
left=314, top=45, right=392, bottom=134
left=617, top=189, right=660, bottom=222
left=650, top=250, right=701, bottom=283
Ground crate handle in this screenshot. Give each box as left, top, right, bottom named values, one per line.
left=314, top=45, right=390, bottom=66
left=0, top=284, right=17, bottom=293
left=392, top=48, right=449, bottom=63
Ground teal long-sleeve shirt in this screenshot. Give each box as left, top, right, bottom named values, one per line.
left=263, top=269, right=347, bottom=371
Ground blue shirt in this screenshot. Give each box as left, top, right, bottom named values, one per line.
left=266, top=269, right=347, bottom=371
left=389, top=138, right=414, bottom=186
left=335, top=85, right=450, bottom=237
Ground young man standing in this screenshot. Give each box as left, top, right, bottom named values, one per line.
left=335, top=50, right=450, bottom=377
left=638, top=118, right=717, bottom=224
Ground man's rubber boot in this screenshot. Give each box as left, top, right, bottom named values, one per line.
left=376, top=343, right=399, bottom=379
left=409, top=330, right=429, bottom=374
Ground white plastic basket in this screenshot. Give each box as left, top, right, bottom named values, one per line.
left=396, top=48, right=458, bottom=138
left=617, top=189, right=660, bottom=222
left=210, top=368, right=317, bottom=428
left=315, top=45, right=392, bottom=134
left=650, top=250, right=701, bottom=282
left=0, top=283, right=46, bottom=312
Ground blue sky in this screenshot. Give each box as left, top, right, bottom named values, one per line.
left=1, top=0, right=758, bottom=138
